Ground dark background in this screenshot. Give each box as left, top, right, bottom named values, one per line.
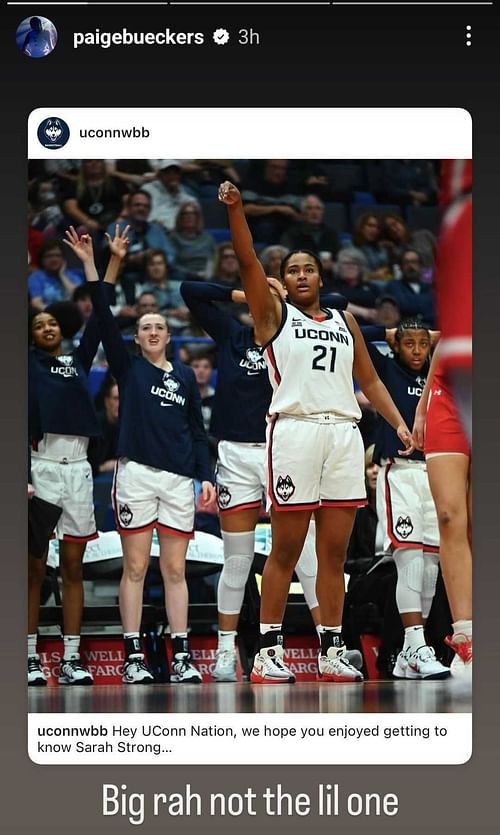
left=1, top=1, right=497, bottom=832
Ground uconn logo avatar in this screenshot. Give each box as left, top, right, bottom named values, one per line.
left=37, top=117, right=70, bottom=149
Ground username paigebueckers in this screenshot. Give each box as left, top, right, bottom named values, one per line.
left=74, top=29, right=205, bottom=49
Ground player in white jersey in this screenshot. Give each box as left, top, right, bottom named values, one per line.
left=219, top=181, right=415, bottom=684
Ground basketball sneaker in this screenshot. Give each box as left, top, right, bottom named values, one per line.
left=392, top=649, right=410, bottom=679
left=213, top=647, right=237, bottom=682
left=28, top=655, right=47, bottom=687
left=405, top=645, right=450, bottom=680
left=122, top=655, right=155, bottom=684
left=317, top=646, right=364, bottom=682
left=445, top=633, right=472, bottom=677
left=58, top=656, right=93, bottom=685
left=250, top=644, right=295, bottom=683
left=171, top=653, right=202, bottom=683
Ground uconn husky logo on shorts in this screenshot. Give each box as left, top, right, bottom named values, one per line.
left=240, top=347, right=266, bottom=375
left=395, top=515, right=414, bottom=539
left=275, top=475, right=295, bottom=502
left=119, top=503, right=133, bottom=527
left=217, top=485, right=232, bottom=509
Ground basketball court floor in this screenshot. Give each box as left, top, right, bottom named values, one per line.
left=29, top=678, right=472, bottom=714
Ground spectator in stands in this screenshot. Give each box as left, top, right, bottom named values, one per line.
left=351, top=213, right=392, bottom=281
left=242, top=159, right=302, bottom=243
left=72, top=284, right=93, bottom=326
left=28, top=204, right=44, bottom=269
left=213, top=242, right=241, bottom=288
left=28, top=240, right=84, bottom=310
left=384, top=249, right=435, bottom=326
left=107, top=190, right=176, bottom=304
left=142, top=160, right=193, bottom=231
left=182, top=160, right=241, bottom=198
left=141, top=250, right=191, bottom=333
left=61, top=159, right=129, bottom=234
left=170, top=201, right=216, bottom=279
left=280, top=194, right=340, bottom=262
left=189, top=352, right=216, bottom=433
left=88, top=374, right=120, bottom=475
left=380, top=160, right=437, bottom=206
left=258, top=245, right=289, bottom=280
left=374, top=295, right=402, bottom=329
left=329, top=248, right=380, bottom=323
left=28, top=178, right=65, bottom=236
left=344, top=445, right=382, bottom=577
left=381, top=212, right=436, bottom=270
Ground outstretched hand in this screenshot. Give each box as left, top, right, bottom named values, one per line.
left=105, top=223, right=131, bottom=260
left=63, top=226, right=94, bottom=263
left=218, top=181, right=241, bottom=206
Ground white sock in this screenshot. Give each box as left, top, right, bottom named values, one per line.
left=260, top=623, right=282, bottom=635
left=28, top=634, right=37, bottom=658
left=218, top=630, right=237, bottom=651
left=453, top=619, right=472, bottom=638
left=63, top=635, right=80, bottom=660
left=403, top=625, right=425, bottom=653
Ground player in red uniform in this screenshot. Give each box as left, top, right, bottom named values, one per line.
left=414, top=348, right=471, bottom=677
left=435, top=160, right=472, bottom=442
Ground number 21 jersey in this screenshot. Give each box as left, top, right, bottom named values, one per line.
left=264, top=303, right=361, bottom=420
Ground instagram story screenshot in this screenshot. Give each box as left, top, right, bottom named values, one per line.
left=0, top=0, right=497, bottom=832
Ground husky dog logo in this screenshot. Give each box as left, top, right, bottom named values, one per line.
left=37, top=117, right=70, bottom=150
left=246, top=348, right=262, bottom=365
left=119, top=504, right=133, bottom=527
left=416, top=376, right=426, bottom=387
left=45, top=120, right=62, bottom=142
left=57, top=355, right=74, bottom=367
left=217, top=485, right=232, bottom=509
left=275, top=475, right=295, bottom=502
left=162, top=374, right=180, bottom=392
left=395, top=515, right=414, bottom=539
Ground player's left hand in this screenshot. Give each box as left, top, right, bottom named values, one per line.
left=397, top=424, right=416, bottom=456
left=105, top=223, right=130, bottom=259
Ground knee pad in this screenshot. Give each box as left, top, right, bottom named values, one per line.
left=395, top=549, right=424, bottom=593
left=222, top=553, right=254, bottom=590
left=422, top=552, right=439, bottom=599
left=296, top=521, right=318, bottom=579
left=294, top=565, right=318, bottom=611
left=218, top=531, right=255, bottom=615
left=394, top=548, right=424, bottom=614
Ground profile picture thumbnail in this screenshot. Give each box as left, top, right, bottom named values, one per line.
left=37, top=117, right=70, bottom=150
left=16, top=16, right=58, bottom=59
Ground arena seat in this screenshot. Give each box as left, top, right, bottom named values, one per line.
left=199, top=199, right=229, bottom=228
left=206, top=227, right=231, bottom=243
left=405, top=204, right=442, bottom=234
left=350, top=203, right=401, bottom=226
left=323, top=202, right=348, bottom=233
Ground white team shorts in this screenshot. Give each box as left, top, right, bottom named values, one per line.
left=216, top=441, right=267, bottom=514
left=112, top=458, right=195, bottom=538
left=267, top=414, right=367, bottom=511
left=31, top=455, right=97, bottom=543
left=376, top=460, right=439, bottom=553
